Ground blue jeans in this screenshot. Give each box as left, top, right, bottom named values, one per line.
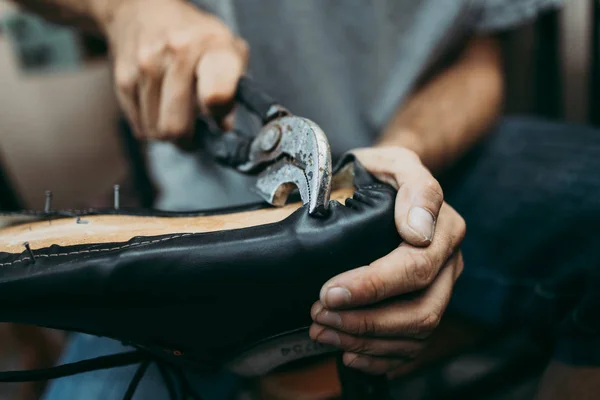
left=444, top=117, right=600, bottom=365
left=43, top=334, right=241, bottom=400
left=44, top=117, right=600, bottom=399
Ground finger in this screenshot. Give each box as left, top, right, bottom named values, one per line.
left=343, top=352, right=405, bottom=375
left=309, top=323, right=425, bottom=359
left=454, top=251, right=465, bottom=280
left=113, top=32, right=141, bottom=137
left=137, top=39, right=167, bottom=138
left=115, top=69, right=141, bottom=138
left=314, top=254, right=460, bottom=338
left=352, top=147, right=443, bottom=246
left=157, top=38, right=203, bottom=141
left=196, top=38, right=248, bottom=121
left=220, top=107, right=237, bottom=132
left=395, top=174, right=443, bottom=246
left=320, top=203, right=466, bottom=308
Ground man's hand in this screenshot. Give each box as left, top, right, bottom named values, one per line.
left=105, top=0, right=248, bottom=141
left=309, top=147, right=466, bottom=374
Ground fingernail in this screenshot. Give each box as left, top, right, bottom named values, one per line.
left=408, top=207, right=435, bottom=241
left=324, top=287, right=351, bottom=308
left=316, top=329, right=340, bottom=346
left=348, top=356, right=371, bottom=369
left=315, top=310, right=343, bottom=329
left=311, top=303, right=324, bottom=319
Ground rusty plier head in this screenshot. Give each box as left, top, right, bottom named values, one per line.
left=199, top=77, right=333, bottom=215
left=238, top=115, right=332, bottom=215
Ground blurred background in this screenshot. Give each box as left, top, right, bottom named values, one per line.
left=0, top=0, right=597, bottom=399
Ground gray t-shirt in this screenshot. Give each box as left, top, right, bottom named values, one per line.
left=148, top=0, right=561, bottom=211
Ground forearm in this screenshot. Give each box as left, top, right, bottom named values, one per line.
left=378, top=36, right=504, bottom=172
left=10, top=0, right=129, bottom=34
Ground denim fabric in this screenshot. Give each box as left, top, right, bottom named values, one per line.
left=445, top=117, right=600, bottom=366
left=43, top=334, right=241, bottom=400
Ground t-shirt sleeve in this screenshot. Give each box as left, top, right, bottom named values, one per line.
left=473, top=0, right=564, bottom=32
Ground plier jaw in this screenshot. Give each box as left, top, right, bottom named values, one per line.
left=240, top=116, right=332, bottom=215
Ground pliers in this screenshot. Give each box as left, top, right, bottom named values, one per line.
left=199, top=77, right=333, bottom=216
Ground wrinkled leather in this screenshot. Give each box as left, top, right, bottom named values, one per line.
left=0, top=156, right=399, bottom=371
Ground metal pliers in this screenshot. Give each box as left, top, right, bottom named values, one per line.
left=200, top=77, right=332, bottom=215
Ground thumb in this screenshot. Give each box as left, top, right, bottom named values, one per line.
left=351, top=147, right=443, bottom=246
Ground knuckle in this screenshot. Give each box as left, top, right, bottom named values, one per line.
left=445, top=214, right=467, bottom=256
left=203, top=89, right=234, bottom=107
left=197, top=23, right=236, bottom=51
left=136, top=52, right=153, bottom=73
left=346, top=338, right=370, bottom=354
left=114, top=66, right=137, bottom=92
left=168, top=39, right=191, bottom=59
left=357, top=316, right=378, bottom=336
left=419, top=311, right=441, bottom=334
left=136, top=47, right=162, bottom=75
left=364, top=273, right=388, bottom=302
left=422, top=178, right=444, bottom=204
left=405, top=251, right=436, bottom=288
left=456, top=214, right=467, bottom=239
left=158, top=121, right=187, bottom=140
left=235, top=38, right=250, bottom=57
left=457, top=260, right=465, bottom=277
left=391, top=342, right=421, bottom=359
left=455, top=252, right=465, bottom=276
left=166, top=30, right=195, bottom=54
left=444, top=204, right=466, bottom=241
left=202, top=16, right=231, bottom=36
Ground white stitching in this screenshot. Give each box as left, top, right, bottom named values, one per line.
left=0, top=233, right=193, bottom=267
left=1, top=185, right=392, bottom=267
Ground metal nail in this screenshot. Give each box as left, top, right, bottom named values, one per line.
left=44, top=190, right=52, bottom=213
left=23, top=242, right=35, bottom=264
left=113, top=185, right=120, bottom=210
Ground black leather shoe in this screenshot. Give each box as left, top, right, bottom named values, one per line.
left=0, top=156, right=399, bottom=379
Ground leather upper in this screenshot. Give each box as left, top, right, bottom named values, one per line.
left=0, top=156, right=399, bottom=374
